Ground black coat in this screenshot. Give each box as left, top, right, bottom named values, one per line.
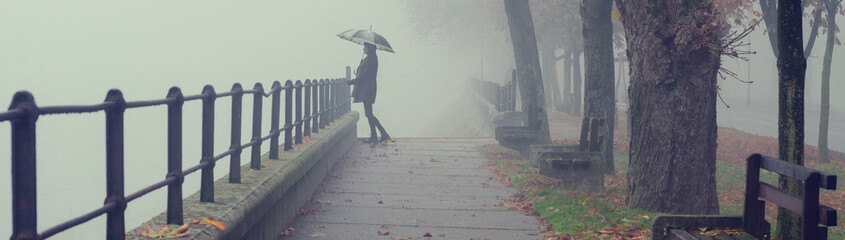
left=350, top=54, right=378, bottom=104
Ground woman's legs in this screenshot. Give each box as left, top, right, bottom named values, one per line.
left=363, top=103, right=388, bottom=141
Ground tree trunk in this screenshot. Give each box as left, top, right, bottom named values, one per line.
left=503, top=0, right=552, bottom=144
left=775, top=0, right=807, bottom=239
left=616, top=0, right=721, bottom=214
left=581, top=0, right=615, bottom=175
left=571, top=49, right=583, bottom=117
left=818, top=0, right=840, bottom=164
left=541, top=44, right=562, bottom=110
left=562, top=49, right=572, bottom=112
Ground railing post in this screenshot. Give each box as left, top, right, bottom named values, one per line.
left=9, top=92, right=38, bottom=240
left=295, top=80, right=303, bottom=144
left=511, top=70, right=517, bottom=111
left=104, top=89, right=127, bottom=240
left=269, top=81, right=281, bottom=159
left=346, top=66, right=352, bottom=113
left=312, top=79, right=319, bottom=133
left=165, top=87, right=184, bottom=225
left=320, top=79, right=326, bottom=129
left=325, top=79, right=331, bottom=123
left=329, top=79, right=336, bottom=122
left=200, top=85, right=216, bottom=203
left=251, top=83, right=264, bottom=170
left=229, top=84, right=243, bottom=183
left=304, top=80, right=311, bottom=136
left=498, top=86, right=504, bottom=112
left=283, top=80, right=293, bottom=151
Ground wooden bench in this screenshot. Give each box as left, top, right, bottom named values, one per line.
left=651, top=153, right=838, bottom=240
left=531, top=117, right=605, bottom=192
left=495, top=106, right=545, bottom=158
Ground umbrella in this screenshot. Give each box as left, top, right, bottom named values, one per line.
left=337, top=28, right=395, bottom=53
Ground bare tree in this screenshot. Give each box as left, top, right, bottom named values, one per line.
left=776, top=1, right=808, bottom=239
left=581, top=0, right=615, bottom=174
left=818, top=0, right=843, bottom=164
left=503, top=0, right=552, bottom=144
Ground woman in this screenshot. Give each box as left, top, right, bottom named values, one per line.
left=348, top=42, right=390, bottom=144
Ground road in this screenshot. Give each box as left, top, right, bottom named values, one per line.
left=717, top=104, right=845, bottom=152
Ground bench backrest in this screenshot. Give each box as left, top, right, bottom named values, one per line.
left=743, top=154, right=838, bottom=239
left=578, top=117, right=605, bottom=152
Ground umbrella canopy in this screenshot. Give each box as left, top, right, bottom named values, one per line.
left=337, top=29, right=395, bottom=53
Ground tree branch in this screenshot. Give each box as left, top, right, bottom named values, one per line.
left=759, top=0, right=780, bottom=58
left=804, top=9, right=822, bottom=58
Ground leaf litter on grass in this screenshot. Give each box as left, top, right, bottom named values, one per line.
left=487, top=110, right=845, bottom=239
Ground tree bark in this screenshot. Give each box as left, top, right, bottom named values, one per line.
left=562, top=49, right=572, bottom=112
left=616, top=0, right=720, bottom=214
left=503, top=0, right=552, bottom=144
left=818, top=0, right=840, bottom=164
left=775, top=0, right=807, bottom=239
left=581, top=0, right=615, bottom=175
left=571, top=49, right=583, bottom=117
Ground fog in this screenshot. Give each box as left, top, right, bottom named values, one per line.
left=0, top=1, right=509, bottom=238
left=1, top=1, right=843, bottom=239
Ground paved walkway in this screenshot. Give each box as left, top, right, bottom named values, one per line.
left=279, top=138, right=541, bottom=240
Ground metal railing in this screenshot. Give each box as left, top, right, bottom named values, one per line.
left=1, top=67, right=353, bottom=240
left=497, top=69, right=517, bottom=112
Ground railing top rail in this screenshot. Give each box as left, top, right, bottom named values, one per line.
left=0, top=83, right=326, bottom=123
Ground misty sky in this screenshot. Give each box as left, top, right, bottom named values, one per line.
left=0, top=1, right=843, bottom=239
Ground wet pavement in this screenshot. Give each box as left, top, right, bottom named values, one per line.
left=278, top=138, right=542, bottom=240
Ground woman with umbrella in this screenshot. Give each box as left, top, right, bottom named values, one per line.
left=348, top=42, right=389, bottom=143
left=342, top=28, right=393, bottom=144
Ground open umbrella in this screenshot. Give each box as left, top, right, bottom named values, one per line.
left=337, top=28, right=395, bottom=53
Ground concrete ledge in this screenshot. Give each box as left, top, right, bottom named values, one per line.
left=129, top=112, right=359, bottom=240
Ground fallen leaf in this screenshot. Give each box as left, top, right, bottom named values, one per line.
left=280, top=227, right=295, bottom=236
left=378, top=231, right=390, bottom=235
left=197, top=217, right=225, bottom=231
left=438, top=233, right=446, bottom=237
left=423, top=232, right=433, bottom=237
left=135, top=223, right=191, bottom=238
left=307, top=233, right=327, bottom=237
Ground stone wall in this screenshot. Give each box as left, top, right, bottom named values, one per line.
left=129, top=112, right=358, bottom=240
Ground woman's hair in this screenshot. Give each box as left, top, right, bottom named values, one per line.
left=364, top=43, right=376, bottom=54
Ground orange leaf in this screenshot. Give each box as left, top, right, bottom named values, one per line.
left=199, top=217, right=226, bottom=231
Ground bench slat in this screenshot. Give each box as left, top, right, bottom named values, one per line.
left=820, top=205, right=838, bottom=226
left=759, top=182, right=803, bottom=215
left=820, top=173, right=837, bottom=190
left=758, top=155, right=836, bottom=189
left=759, top=155, right=814, bottom=181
